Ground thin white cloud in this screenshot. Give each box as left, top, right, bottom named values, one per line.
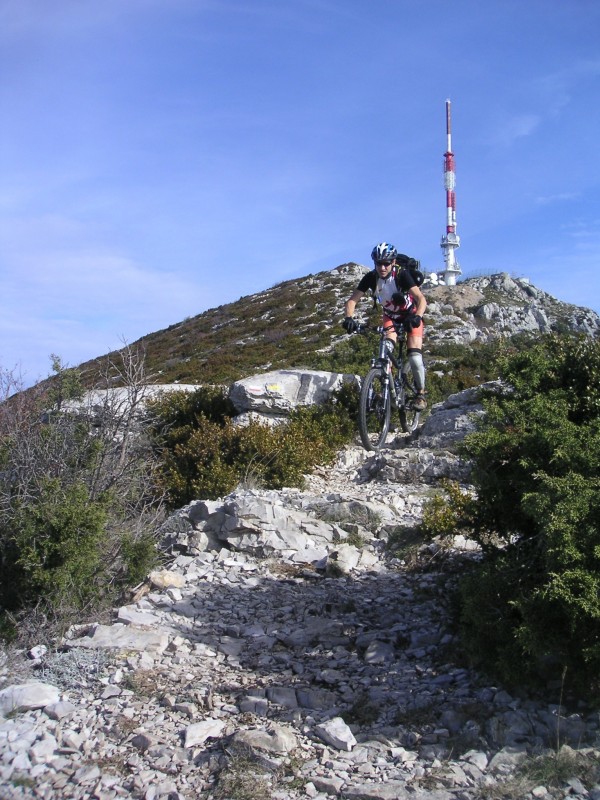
left=2, top=247, right=207, bottom=326
left=0, top=212, right=214, bottom=382
left=492, top=113, right=542, bottom=147
left=0, top=0, right=197, bottom=41
left=560, top=218, right=600, bottom=247
left=535, top=192, right=580, bottom=206
left=486, top=57, right=600, bottom=150
left=533, top=58, right=600, bottom=115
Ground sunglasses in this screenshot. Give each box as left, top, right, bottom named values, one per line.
left=376, top=260, right=393, bottom=267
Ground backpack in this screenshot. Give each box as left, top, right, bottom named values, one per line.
left=395, top=253, right=424, bottom=288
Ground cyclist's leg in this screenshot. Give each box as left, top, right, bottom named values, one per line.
left=382, top=314, right=398, bottom=355
left=406, top=322, right=426, bottom=408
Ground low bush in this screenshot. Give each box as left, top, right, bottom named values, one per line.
left=146, top=385, right=236, bottom=430
left=419, top=480, right=476, bottom=539
left=0, top=351, right=165, bottom=635
left=448, top=334, right=600, bottom=700
left=386, top=525, right=429, bottom=568
left=148, top=387, right=356, bottom=507
left=4, top=480, right=108, bottom=611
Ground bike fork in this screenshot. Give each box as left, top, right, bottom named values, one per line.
left=384, top=363, right=401, bottom=409
left=382, top=365, right=393, bottom=408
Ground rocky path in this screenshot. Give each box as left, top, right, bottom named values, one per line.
left=1, top=390, right=599, bottom=800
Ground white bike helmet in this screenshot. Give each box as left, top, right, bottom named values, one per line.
left=371, top=242, right=397, bottom=264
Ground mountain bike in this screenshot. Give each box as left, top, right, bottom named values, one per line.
left=356, top=323, right=422, bottom=451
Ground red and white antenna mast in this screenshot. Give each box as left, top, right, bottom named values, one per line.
left=440, top=99, right=461, bottom=285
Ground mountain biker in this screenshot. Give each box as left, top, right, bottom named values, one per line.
left=342, top=242, right=428, bottom=411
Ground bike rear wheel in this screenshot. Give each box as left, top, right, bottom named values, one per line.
left=399, top=405, right=420, bottom=434
left=358, top=368, right=391, bottom=451
left=399, top=375, right=421, bottom=434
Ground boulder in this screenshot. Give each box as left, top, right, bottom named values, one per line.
left=0, top=683, right=60, bottom=716
left=415, top=382, right=502, bottom=451
left=215, top=490, right=337, bottom=556
left=231, top=723, right=298, bottom=754
left=184, top=719, right=226, bottom=748
left=315, top=716, right=357, bottom=751
left=62, top=623, right=169, bottom=654
left=229, top=369, right=356, bottom=416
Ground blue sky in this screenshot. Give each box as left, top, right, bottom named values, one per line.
left=2, top=0, right=600, bottom=385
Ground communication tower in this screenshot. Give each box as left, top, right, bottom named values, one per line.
left=440, top=99, right=461, bottom=285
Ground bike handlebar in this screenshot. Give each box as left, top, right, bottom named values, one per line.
left=354, top=322, right=410, bottom=335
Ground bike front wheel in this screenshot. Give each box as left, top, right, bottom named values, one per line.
left=358, top=368, right=391, bottom=451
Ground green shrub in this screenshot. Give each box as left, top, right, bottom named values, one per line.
left=312, top=323, right=376, bottom=375
left=119, top=531, right=160, bottom=588
left=1, top=480, right=107, bottom=610
left=147, top=385, right=236, bottom=431
left=385, top=525, right=429, bottom=568
left=215, top=747, right=273, bottom=800
left=420, top=480, right=476, bottom=539
left=454, top=334, right=600, bottom=699
left=0, top=353, right=164, bottom=630
left=149, top=389, right=355, bottom=507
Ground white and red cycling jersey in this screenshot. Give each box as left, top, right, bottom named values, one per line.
left=356, top=268, right=418, bottom=322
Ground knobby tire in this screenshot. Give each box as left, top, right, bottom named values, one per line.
left=399, top=402, right=421, bottom=434
left=398, top=373, right=421, bottom=434
left=358, top=367, right=391, bottom=451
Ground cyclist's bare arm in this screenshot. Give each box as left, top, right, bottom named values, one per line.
left=409, top=285, right=427, bottom=317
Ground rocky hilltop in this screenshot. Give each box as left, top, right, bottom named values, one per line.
left=79, top=266, right=600, bottom=386
left=2, top=270, right=599, bottom=798
left=423, top=272, right=599, bottom=344
left=1, top=387, right=599, bottom=800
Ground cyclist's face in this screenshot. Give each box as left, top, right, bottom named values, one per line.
left=375, top=260, right=394, bottom=277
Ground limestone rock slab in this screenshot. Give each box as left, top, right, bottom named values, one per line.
left=229, top=369, right=356, bottom=415
left=0, top=683, right=60, bottom=716
left=315, top=716, right=357, bottom=751
left=63, top=624, right=169, bottom=654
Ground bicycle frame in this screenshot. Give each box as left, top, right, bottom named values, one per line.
left=357, top=324, right=421, bottom=450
